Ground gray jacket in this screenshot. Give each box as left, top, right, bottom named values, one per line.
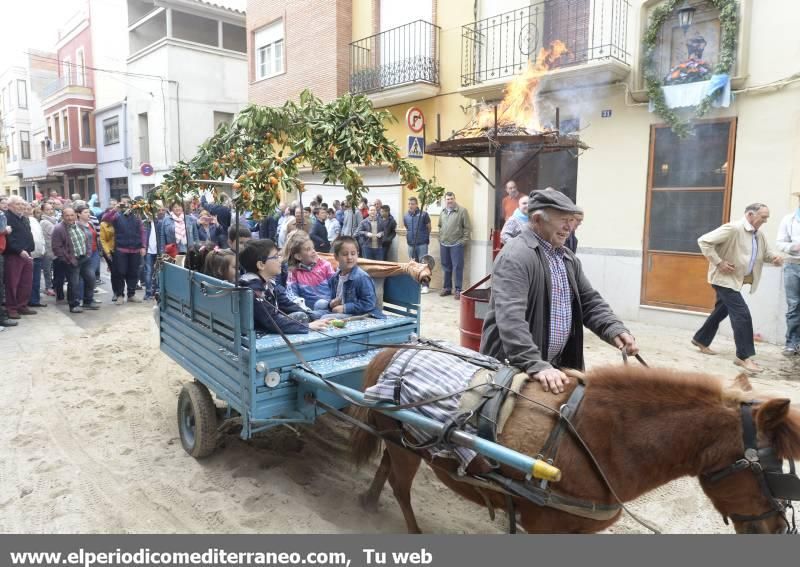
left=480, top=226, right=628, bottom=374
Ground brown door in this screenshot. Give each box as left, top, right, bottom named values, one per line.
left=641, top=119, right=737, bottom=312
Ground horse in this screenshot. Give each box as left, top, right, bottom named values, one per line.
left=351, top=349, right=800, bottom=534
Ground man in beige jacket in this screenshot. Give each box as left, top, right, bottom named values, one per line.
left=692, top=203, right=783, bottom=372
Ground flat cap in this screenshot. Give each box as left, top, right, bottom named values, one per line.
left=528, top=188, right=583, bottom=215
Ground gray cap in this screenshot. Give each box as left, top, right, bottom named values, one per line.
left=528, top=188, right=583, bottom=215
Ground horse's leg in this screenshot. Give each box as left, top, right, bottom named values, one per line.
left=359, top=449, right=391, bottom=511
left=384, top=441, right=423, bottom=534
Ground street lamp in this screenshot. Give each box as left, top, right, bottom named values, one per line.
left=677, top=1, right=696, bottom=33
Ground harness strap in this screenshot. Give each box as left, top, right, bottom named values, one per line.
left=476, top=366, right=520, bottom=444
left=538, top=382, right=586, bottom=465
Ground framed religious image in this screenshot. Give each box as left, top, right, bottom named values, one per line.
left=658, top=11, right=721, bottom=85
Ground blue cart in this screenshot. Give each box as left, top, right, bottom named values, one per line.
left=157, top=263, right=561, bottom=482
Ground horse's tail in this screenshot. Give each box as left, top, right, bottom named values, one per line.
left=351, top=348, right=399, bottom=467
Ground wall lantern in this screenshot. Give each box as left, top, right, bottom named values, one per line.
left=677, top=1, right=696, bottom=33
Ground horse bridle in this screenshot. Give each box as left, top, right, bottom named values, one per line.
left=703, top=401, right=800, bottom=534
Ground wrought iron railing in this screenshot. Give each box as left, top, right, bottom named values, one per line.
left=350, top=20, right=440, bottom=94
left=462, top=0, right=630, bottom=87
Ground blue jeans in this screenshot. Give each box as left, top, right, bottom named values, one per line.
left=69, top=256, right=96, bottom=308
left=784, top=263, right=800, bottom=348
left=78, top=252, right=101, bottom=301
left=30, top=257, right=42, bottom=305
left=143, top=253, right=158, bottom=298
left=440, top=243, right=465, bottom=291
left=407, top=244, right=429, bottom=262
left=693, top=284, right=755, bottom=360
left=363, top=247, right=384, bottom=261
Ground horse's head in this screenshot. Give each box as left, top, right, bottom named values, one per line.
left=699, top=395, right=800, bottom=534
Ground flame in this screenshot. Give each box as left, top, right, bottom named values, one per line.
left=476, top=40, right=568, bottom=133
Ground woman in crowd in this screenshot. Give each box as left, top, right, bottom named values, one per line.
left=26, top=203, right=46, bottom=308
left=39, top=202, right=58, bottom=297
left=160, top=202, right=200, bottom=254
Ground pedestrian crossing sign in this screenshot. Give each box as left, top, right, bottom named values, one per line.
left=407, top=135, right=425, bottom=159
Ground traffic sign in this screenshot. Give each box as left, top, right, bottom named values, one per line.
left=407, top=135, right=425, bottom=159
left=140, top=163, right=154, bottom=176
left=406, top=107, right=425, bottom=133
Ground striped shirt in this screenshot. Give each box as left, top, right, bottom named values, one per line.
left=532, top=232, right=572, bottom=361
left=68, top=223, right=88, bottom=257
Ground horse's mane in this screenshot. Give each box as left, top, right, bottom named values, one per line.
left=583, top=364, right=749, bottom=408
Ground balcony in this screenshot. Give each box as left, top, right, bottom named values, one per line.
left=349, top=20, right=440, bottom=107
left=461, top=0, right=631, bottom=99
left=41, top=76, right=93, bottom=105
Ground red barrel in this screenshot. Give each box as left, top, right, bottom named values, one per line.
left=491, top=228, right=502, bottom=259
left=460, top=273, right=491, bottom=351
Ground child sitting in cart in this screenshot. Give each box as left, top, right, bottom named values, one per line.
left=283, top=231, right=336, bottom=312
left=317, top=236, right=384, bottom=319
left=238, top=239, right=329, bottom=334
left=202, top=248, right=237, bottom=283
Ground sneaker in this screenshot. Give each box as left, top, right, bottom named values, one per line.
left=439, top=289, right=452, bottom=297
left=111, top=295, right=119, bottom=304
left=82, top=304, right=100, bottom=310
left=18, top=307, right=38, bottom=315
left=420, top=285, right=429, bottom=295
left=127, top=296, right=142, bottom=303
left=782, top=346, right=798, bottom=357
left=69, top=306, right=84, bottom=314
left=45, top=289, right=56, bottom=297
left=7, top=313, right=21, bottom=320
left=0, top=318, right=18, bottom=327
left=454, top=290, right=461, bottom=300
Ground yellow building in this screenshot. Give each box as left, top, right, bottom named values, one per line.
left=247, top=0, right=798, bottom=344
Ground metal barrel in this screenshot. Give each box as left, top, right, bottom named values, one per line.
left=291, top=369, right=562, bottom=482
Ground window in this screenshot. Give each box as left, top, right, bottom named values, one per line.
left=213, top=111, right=234, bottom=131
left=68, top=178, right=76, bottom=195
left=109, top=177, right=128, bottom=201
left=10, top=132, right=16, bottom=161
left=76, top=49, right=86, bottom=86
left=62, top=57, right=72, bottom=83
left=16, top=80, right=27, bottom=109
left=53, top=114, right=61, bottom=147
left=103, top=116, right=120, bottom=145
left=255, top=20, right=285, bottom=80
left=20, top=131, right=30, bottom=160
left=81, top=109, right=92, bottom=146
left=138, top=112, right=149, bottom=163
left=88, top=176, right=95, bottom=196
left=61, top=110, right=69, bottom=147
left=1, top=87, right=6, bottom=114
left=142, top=183, right=155, bottom=196
left=6, top=81, right=12, bottom=110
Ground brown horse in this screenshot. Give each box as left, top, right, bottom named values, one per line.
left=351, top=349, right=800, bottom=534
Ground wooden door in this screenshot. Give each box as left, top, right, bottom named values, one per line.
left=641, top=119, right=737, bottom=312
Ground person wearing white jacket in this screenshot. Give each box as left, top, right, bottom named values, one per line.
left=775, top=200, right=800, bottom=355
left=25, top=202, right=47, bottom=308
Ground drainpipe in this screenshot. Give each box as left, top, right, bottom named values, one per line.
left=123, top=97, right=129, bottom=194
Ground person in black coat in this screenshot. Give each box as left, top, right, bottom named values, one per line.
left=309, top=208, right=331, bottom=253
left=3, top=196, right=36, bottom=318
left=259, top=211, right=279, bottom=242
left=379, top=205, right=397, bottom=261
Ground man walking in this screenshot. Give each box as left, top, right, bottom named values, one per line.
left=693, top=203, right=783, bottom=372
left=51, top=207, right=99, bottom=313
left=775, top=200, right=800, bottom=355
left=2, top=196, right=36, bottom=320
left=481, top=189, right=637, bottom=393
left=438, top=192, right=470, bottom=299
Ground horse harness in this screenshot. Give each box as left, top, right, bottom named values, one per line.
left=703, top=401, right=800, bottom=533
left=466, top=372, right=622, bottom=533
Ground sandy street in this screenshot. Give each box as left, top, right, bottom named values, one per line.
left=1, top=280, right=798, bottom=534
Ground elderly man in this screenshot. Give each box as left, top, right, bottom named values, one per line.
left=501, top=180, right=521, bottom=221
left=693, top=203, right=783, bottom=372
left=2, top=196, right=36, bottom=320
left=481, top=189, right=638, bottom=393
left=52, top=207, right=99, bottom=314
left=0, top=197, right=18, bottom=328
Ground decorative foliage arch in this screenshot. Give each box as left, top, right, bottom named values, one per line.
left=643, top=0, right=739, bottom=137
left=140, top=91, right=443, bottom=219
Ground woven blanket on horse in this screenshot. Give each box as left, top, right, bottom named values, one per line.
left=363, top=341, right=528, bottom=474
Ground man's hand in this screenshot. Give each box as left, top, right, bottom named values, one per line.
left=613, top=332, right=639, bottom=355
left=717, top=260, right=736, bottom=274
left=309, top=319, right=329, bottom=331
left=140, top=248, right=146, bottom=257
left=329, top=297, right=341, bottom=309
left=773, top=256, right=784, bottom=267
left=531, top=368, right=569, bottom=393
left=331, top=305, right=345, bottom=314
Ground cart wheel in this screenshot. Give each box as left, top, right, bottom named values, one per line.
left=177, top=382, right=218, bottom=458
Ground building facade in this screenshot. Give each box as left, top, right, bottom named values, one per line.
left=245, top=0, right=800, bottom=345
left=0, top=52, right=60, bottom=199
left=124, top=0, right=248, bottom=198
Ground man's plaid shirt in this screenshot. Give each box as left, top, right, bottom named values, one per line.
left=532, top=232, right=572, bottom=361
left=68, top=223, right=88, bottom=258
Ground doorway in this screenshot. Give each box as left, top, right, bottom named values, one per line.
left=641, top=119, right=737, bottom=311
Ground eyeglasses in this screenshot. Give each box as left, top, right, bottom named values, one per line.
left=260, top=253, right=282, bottom=262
